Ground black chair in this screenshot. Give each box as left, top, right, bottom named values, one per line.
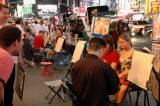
left=62, top=81, right=78, bottom=106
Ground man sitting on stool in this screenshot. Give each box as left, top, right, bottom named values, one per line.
left=71, top=37, right=119, bottom=105
left=23, top=32, right=43, bottom=65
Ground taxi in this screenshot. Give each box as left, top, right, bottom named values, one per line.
left=128, top=20, right=152, bottom=36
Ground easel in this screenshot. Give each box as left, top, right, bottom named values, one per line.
left=44, top=41, right=86, bottom=103
left=121, top=82, right=150, bottom=106
left=120, top=51, right=155, bottom=106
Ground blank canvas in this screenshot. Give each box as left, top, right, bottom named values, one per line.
left=55, top=37, right=64, bottom=53
left=128, top=51, right=155, bottom=90
left=71, top=41, right=86, bottom=63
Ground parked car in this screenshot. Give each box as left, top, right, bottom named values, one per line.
left=128, top=20, right=152, bottom=36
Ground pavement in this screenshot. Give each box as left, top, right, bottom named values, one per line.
left=13, top=65, right=72, bottom=106
left=12, top=35, right=157, bottom=106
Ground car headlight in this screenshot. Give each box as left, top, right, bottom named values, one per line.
left=131, top=32, right=135, bottom=36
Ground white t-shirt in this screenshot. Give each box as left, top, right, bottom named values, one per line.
left=32, top=24, right=43, bottom=36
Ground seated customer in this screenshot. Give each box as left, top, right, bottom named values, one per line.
left=34, top=30, right=45, bottom=49
left=101, top=34, right=120, bottom=71
left=23, top=32, right=43, bottom=65
left=71, top=37, right=119, bottom=105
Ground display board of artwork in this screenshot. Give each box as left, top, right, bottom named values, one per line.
left=153, top=14, right=160, bottom=42
left=92, top=16, right=111, bottom=37
left=15, top=66, right=26, bottom=101
left=151, top=43, right=160, bottom=103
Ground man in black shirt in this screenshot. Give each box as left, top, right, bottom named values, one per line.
left=23, top=32, right=43, bottom=65
left=71, top=37, right=119, bottom=105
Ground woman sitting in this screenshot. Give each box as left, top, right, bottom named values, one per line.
left=116, top=34, right=134, bottom=103
left=101, top=34, right=120, bottom=71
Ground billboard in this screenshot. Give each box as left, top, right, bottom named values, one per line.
left=0, top=0, right=4, bottom=4
left=23, top=0, right=35, bottom=5
left=38, top=5, right=57, bottom=15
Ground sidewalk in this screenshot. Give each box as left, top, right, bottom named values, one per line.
left=13, top=62, right=157, bottom=106
left=13, top=65, right=72, bottom=106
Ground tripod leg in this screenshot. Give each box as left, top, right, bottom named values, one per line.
left=145, top=91, right=150, bottom=106
left=129, top=92, right=132, bottom=103
left=144, top=90, right=146, bottom=106
left=135, top=89, right=142, bottom=106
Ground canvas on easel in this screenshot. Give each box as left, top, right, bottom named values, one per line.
left=44, top=33, right=50, bottom=47
left=55, top=37, right=64, bottom=53
left=128, top=51, right=154, bottom=90
left=71, top=41, right=86, bottom=63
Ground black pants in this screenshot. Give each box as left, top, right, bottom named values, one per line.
left=4, top=65, right=15, bottom=106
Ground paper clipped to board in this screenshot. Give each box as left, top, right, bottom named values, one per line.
left=128, top=51, right=155, bottom=90
left=71, top=41, right=86, bottom=63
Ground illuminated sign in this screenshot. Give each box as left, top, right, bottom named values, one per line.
left=38, top=5, right=57, bottom=14
left=0, top=0, right=4, bottom=4
left=23, top=0, right=35, bottom=5
left=17, top=4, right=23, bottom=17
left=23, top=5, right=32, bottom=15
left=151, top=1, right=159, bottom=13
left=132, top=5, right=139, bottom=10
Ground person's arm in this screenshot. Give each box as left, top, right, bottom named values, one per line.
left=18, top=53, right=23, bottom=67
left=111, top=62, right=118, bottom=71
left=111, top=51, right=120, bottom=71
left=106, top=64, right=119, bottom=95
left=118, top=70, right=129, bottom=78
left=0, top=82, right=3, bottom=103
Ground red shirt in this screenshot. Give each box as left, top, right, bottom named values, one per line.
left=34, top=36, right=44, bottom=49
left=101, top=49, right=120, bottom=65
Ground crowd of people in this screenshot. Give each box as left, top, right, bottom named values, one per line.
left=0, top=3, right=152, bottom=106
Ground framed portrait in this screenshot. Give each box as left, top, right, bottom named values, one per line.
left=15, top=66, right=26, bottom=101
left=92, top=16, right=111, bottom=37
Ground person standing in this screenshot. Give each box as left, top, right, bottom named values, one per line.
left=32, top=21, right=43, bottom=36
left=71, top=37, right=119, bottom=105
left=40, top=20, right=48, bottom=33
left=0, top=25, right=22, bottom=105
left=0, top=4, right=23, bottom=106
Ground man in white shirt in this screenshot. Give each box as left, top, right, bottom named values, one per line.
left=40, top=20, right=48, bottom=33
left=32, top=21, right=43, bottom=36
